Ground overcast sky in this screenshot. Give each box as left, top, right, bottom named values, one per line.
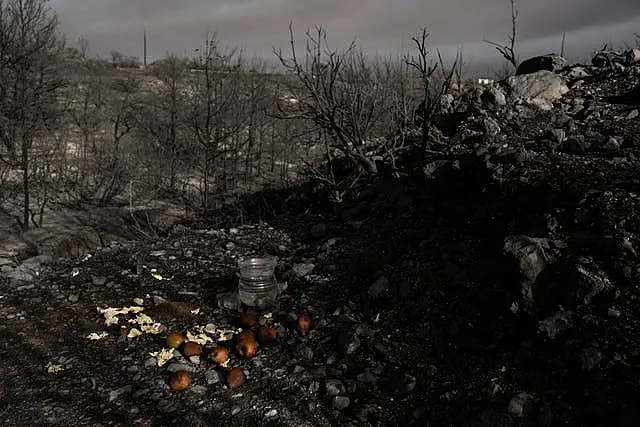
left=52, top=0, right=640, bottom=71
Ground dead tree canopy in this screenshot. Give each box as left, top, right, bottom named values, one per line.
left=274, top=24, right=401, bottom=176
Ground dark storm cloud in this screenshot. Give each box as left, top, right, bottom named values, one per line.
left=51, top=0, right=640, bottom=63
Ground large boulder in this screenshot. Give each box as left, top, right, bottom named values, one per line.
left=516, top=54, right=566, bottom=76
left=504, top=70, right=569, bottom=110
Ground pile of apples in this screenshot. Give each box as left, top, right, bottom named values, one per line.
left=167, top=311, right=311, bottom=390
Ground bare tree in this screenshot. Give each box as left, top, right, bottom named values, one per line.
left=186, top=35, right=246, bottom=208
left=484, top=0, right=519, bottom=71
left=274, top=24, right=399, bottom=176
left=405, top=28, right=459, bottom=166
left=141, top=54, right=189, bottom=191
left=0, top=0, right=65, bottom=230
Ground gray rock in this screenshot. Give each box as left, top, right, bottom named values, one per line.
left=217, top=291, right=241, bottom=311
left=580, top=347, right=603, bottom=371
left=357, top=370, right=378, bottom=385
left=423, top=160, right=451, bottom=180
left=92, top=276, right=107, bottom=286
left=507, top=392, right=536, bottom=418
left=265, top=409, right=278, bottom=418
left=560, top=137, right=586, bottom=154
left=516, top=54, right=567, bottom=76
left=108, top=385, right=132, bottom=402
left=483, top=117, right=501, bottom=137
left=190, top=385, right=207, bottom=395
left=292, top=262, right=315, bottom=278
left=503, top=235, right=550, bottom=312
left=308, top=381, right=320, bottom=394
left=166, top=363, right=194, bottom=373
left=505, top=71, right=569, bottom=110
left=368, top=276, right=390, bottom=299
left=624, top=48, right=640, bottom=65
left=481, top=86, right=507, bottom=106
left=325, top=379, right=345, bottom=397
left=332, top=395, right=350, bottom=411
left=600, top=136, right=620, bottom=152
left=204, top=369, right=221, bottom=385
left=355, top=323, right=376, bottom=338
left=538, top=311, right=573, bottom=339
left=298, top=345, right=314, bottom=360
left=68, top=294, right=79, bottom=303
left=337, top=332, right=361, bottom=355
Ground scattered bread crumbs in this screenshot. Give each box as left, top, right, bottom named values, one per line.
left=46, top=362, right=65, bottom=373
left=87, top=332, right=109, bottom=340
left=97, top=306, right=144, bottom=326
left=150, top=348, right=175, bottom=367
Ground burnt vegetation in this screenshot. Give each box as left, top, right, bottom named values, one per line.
left=2, top=0, right=640, bottom=426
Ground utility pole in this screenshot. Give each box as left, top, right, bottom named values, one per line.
left=143, top=26, right=148, bottom=67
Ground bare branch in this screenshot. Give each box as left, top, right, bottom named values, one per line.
left=484, top=0, right=519, bottom=70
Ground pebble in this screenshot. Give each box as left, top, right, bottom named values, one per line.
left=92, top=276, right=107, bottom=286
left=333, top=396, right=350, bottom=411
left=325, top=379, right=345, bottom=397
left=265, top=409, right=278, bottom=417
left=337, top=332, right=361, bottom=355
left=108, top=385, right=132, bottom=402
left=508, top=392, right=536, bottom=418
left=68, top=294, right=79, bottom=303
left=205, top=370, right=221, bottom=385
left=368, top=276, right=390, bottom=299
left=166, top=363, right=193, bottom=373
left=580, top=347, right=603, bottom=372
left=308, top=382, right=320, bottom=393
left=191, top=385, right=207, bottom=395
left=357, top=371, right=378, bottom=386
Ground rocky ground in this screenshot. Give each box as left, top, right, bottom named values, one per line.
left=1, top=50, right=640, bottom=426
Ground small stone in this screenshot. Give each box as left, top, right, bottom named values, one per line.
left=108, top=385, right=132, bottom=402
left=608, top=308, right=621, bottom=318
left=368, top=276, right=390, bottom=299
left=292, top=263, right=315, bottom=278
left=152, top=295, right=166, bottom=305
left=68, top=294, right=79, bottom=303
left=188, top=356, right=201, bottom=364
left=92, top=276, right=107, bottom=286
left=166, top=363, right=193, bottom=373
left=308, top=381, right=320, bottom=394
left=601, top=136, right=620, bottom=152
left=508, top=392, right=536, bottom=418
left=333, top=395, right=350, bottom=411
left=217, top=292, right=241, bottom=311
left=325, top=379, right=345, bottom=397
left=345, top=379, right=357, bottom=394
left=205, top=370, right=221, bottom=385
left=355, top=323, right=376, bottom=338
left=580, top=347, right=603, bottom=372
left=231, top=406, right=242, bottom=416
left=298, top=346, right=314, bottom=360
left=265, top=409, right=278, bottom=418
left=337, top=332, right=361, bottom=355
left=357, top=371, right=378, bottom=385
